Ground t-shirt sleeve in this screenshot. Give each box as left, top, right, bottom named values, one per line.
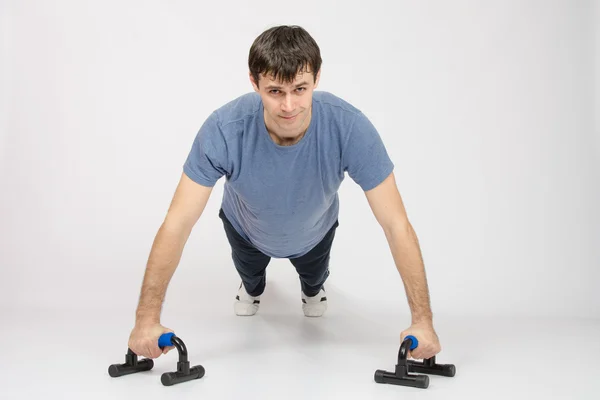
left=342, top=111, right=394, bottom=191
left=183, top=112, right=228, bottom=187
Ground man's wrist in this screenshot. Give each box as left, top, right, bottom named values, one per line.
left=135, top=311, right=160, bottom=327
left=411, top=315, right=433, bottom=326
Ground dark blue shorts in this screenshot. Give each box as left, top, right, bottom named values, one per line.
left=219, top=208, right=339, bottom=297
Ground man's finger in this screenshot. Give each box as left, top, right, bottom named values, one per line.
left=412, top=348, right=425, bottom=359
left=150, top=344, right=160, bottom=359
left=144, top=345, right=152, bottom=359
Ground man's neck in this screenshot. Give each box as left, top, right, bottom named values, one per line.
left=265, top=106, right=312, bottom=146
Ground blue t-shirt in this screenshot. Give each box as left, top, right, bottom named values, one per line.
left=183, top=91, right=394, bottom=258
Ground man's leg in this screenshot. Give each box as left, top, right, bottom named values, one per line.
left=219, top=208, right=271, bottom=315
left=289, top=220, right=339, bottom=316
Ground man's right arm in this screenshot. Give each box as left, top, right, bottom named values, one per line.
left=135, top=172, right=214, bottom=326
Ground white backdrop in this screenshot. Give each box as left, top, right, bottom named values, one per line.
left=1, top=0, right=598, bottom=321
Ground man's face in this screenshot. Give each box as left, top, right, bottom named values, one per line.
left=250, top=69, right=320, bottom=139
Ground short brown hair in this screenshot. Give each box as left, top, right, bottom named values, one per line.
left=248, top=25, right=322, bottom=88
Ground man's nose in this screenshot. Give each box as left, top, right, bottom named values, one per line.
left=281, top=95, right=294, bottom=113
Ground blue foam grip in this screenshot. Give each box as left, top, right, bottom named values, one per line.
left=158, top=332, right=175, bottom=348
left=405, top=335, right=418, bottom=350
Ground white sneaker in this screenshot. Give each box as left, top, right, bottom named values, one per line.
left=302, top=287, right=327, bottom=317
left=234, top=283, right=260, bottom=316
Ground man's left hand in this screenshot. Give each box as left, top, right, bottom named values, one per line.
left=400, top=322, right=441, bottom=360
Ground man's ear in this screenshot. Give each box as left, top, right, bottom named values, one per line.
left=313, top=69, right=321, bottom=89
left=249, top=72, right=260, bottom=92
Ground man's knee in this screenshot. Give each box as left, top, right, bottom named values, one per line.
left=301, top=265, right=330, bottom=285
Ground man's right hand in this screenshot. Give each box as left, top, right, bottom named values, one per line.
left=128, top=323, right=175, bottom=359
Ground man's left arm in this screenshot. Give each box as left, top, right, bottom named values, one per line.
left=365, top=171, right=442, bottom=360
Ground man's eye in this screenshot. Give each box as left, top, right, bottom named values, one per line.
left=269, top=88, right=305, bottom=94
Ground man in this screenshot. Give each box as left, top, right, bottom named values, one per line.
left=128, top=25, right=442, bottom=361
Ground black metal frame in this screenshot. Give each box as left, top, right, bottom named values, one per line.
left=108, top=335, right=205, bottom=386
left=374, top=337, right=456, bottom=388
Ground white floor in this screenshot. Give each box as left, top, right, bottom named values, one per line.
left=2, top=284, right=599, bottom=400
